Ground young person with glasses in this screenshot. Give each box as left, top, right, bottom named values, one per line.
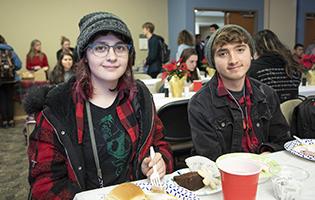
left=25, top=12, right=173, bottom=200
left=188, top=25, right=292, bottom=161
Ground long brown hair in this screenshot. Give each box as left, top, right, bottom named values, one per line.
left=254, top=29, right=303, bottom=76
left=27, top=39, right=44, bottom=60
left=50, top=52, right=75, bottom=84
left=177, top=30, right=194, bottom=46
left=180, top=48, right=199, bottom=82
left=73, top=32, right=135, bottom=102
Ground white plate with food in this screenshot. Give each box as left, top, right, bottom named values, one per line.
left=215, top=152, right=280, bottom=183
left=167, top=168, right=222, bottom=196
left=101, top=181, right=199, bottom=200
left=136, top=181, right=199, bottom=200
left=284, top=139, right=315, bottom=161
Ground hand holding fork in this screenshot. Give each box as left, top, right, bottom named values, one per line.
left=147, top=146, right=166, bottom=192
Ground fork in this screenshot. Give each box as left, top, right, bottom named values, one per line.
left=149, top=146, right=163, bottom=192
left=293, top=135, right=309, bottom=151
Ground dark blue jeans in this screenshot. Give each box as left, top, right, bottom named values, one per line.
left=0, top=83, right=15, bottom=123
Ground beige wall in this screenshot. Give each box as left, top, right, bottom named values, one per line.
left=0, top=0, right=168, bottom=70
left=264, top=0, right=297, bottom=48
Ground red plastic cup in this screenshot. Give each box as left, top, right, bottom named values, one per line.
left=193, top=80, right=202, bottom=92
left=216, top=157, right=262, bottom=200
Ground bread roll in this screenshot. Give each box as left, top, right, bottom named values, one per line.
left=105, top=183, right=147, bottom=200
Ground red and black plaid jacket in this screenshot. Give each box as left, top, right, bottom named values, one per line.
left=27, top=79, right=173, bottom=200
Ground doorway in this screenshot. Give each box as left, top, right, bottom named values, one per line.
left=304, top=13, right=315, bottom=48
left=194, top=9, right=257, bottom=41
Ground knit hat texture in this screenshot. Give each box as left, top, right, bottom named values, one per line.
left=76, top=11, right=133, bottom=59
left=205, top=24, right=255, bottom=68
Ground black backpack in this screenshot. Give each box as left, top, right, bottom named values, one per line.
left=159, top=37, right=170, bottom=64
left=291, top=95, right=315, bottom=138
left=0, top=49, right=15, bottom=82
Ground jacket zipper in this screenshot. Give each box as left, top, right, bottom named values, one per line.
left=42, top=112, right=82, bottom=189
left=135, top=101, right=155, bottom=178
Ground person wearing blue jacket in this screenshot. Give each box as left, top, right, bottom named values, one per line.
left=0, top=34, right=22, bottom=128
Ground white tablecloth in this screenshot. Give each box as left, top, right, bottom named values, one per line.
left=141, top=78, right=162, bottom=94
left=299, top=86, right=315, bottom=97
left=73, top=151, right=315, bottom=200
left=153, top=92, right=195, bottom=111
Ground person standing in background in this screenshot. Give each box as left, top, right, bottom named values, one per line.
left=209, top=24, right=219, bottom=34
left=292, top=43, right=304, bottom=63
left=248, top=30, right=303, bottom=103
left=56, top=36, right=75, bottom=61
left=49, top=51, right=75, bottom=84
left=175, top=30, right=194, bottom=61
left=205, top=24, right=220, bottom=44
left=0, top=34, right=22, bottom=128
left=142, top=22, right=162, bottom=78
left=195, top=34, right=205, bottom=72
left=26, top=39, right=49, bottom=71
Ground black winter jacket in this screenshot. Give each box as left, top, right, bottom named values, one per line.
left=188, top=74, right=292, bottom=161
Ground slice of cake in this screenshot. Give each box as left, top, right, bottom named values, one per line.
left=173, top=172, right=204, bottom=191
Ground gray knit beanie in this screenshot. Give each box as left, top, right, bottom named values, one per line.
left=76, top=11, right=133, bottom=59
left=205, top=24, right=255, bottom=68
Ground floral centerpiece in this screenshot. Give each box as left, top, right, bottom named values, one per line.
left=301, top=54, right=315, bottom=85
left=162, top=59, right=190, bottom=80
left=162, top=59, right=190, bottom=97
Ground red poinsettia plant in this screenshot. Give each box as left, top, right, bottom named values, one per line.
left=201, top=58, right=210, bottom=69
left=161, top=59, right=190, bottom=80
left=301, top=54, right=315, bottom=73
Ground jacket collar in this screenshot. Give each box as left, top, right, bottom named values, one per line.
left=209, top=73, right=267, bottom=108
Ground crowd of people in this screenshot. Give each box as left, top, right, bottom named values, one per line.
left=0, top=10, right=314, bottom=200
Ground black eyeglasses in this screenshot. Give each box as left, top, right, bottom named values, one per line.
left=87, top=43, right=132, bottom=58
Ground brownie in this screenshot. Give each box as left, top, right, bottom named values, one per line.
left=173, top=172, right=204, bottom=191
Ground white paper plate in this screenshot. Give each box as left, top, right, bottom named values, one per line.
left=136, top=180, right=200, bottom=200
left=284, top=139, right=315, bottom=161
left=166, top=168, right=222, bottom=196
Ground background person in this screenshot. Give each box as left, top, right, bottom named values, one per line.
left=175, top=29, right=194, bottom=61
left=26, top=39, right=49, bottom=72
left=248, top=29, right=303, bottom=103
left=142, top=22, right=162, bottom=78
left=209, top=23, right=219, bottom=33
left=56, top=36, right=75, bottom=61
left=188, top=25, right=291, bottom=161
left=49, top=51, right=75, bottom=84
left=25, top=11, right=173, bottom=200
left=292, top=43, right=304, bottom=63
left=195, top=34, right=205, bottom=72
left=180, top=48, right=200, bottom=90
left=0, top=34, right=22, bottom=128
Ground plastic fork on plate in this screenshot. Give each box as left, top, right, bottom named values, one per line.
left=293, top=135, right=309, bottom=151
left=149, top=146, right=163, bottom=192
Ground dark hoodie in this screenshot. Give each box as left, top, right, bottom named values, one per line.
left=248, top=53, right=301, bottom=103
